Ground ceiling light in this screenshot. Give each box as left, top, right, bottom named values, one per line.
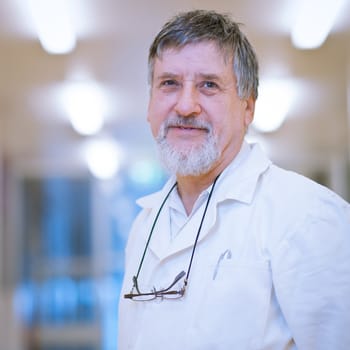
left=291, top=0, right=346, bottom=49
left=84, top=138, right=124, bottom=180
left=62, top=82, right=107, bottom=136
left=28, top=0, right=76, bottom=54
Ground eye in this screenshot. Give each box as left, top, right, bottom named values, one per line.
left=202, top=81, right=218, bottom=89
left=156, top=79, right=181, bottom=93
left=159, top=79, right=179, bottom=88
left=198, top=81, right=220, bottom=95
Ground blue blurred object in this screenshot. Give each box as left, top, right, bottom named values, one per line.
left=16, top=167, right=165, bottom=349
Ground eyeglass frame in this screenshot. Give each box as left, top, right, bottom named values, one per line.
left=124, top=173, right=221, bottom=301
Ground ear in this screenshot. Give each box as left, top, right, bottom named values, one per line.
left=146, top=105, right=151, bottom=123
left=146, top=86, right=153, bottom=123
left=243, top=96, right=255, bottom=128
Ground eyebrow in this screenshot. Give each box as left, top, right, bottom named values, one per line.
left=197, top=73, right=222, bottom=82
left=155, top=72, right=224, bottom=82
left=155, top=72, right=178, bottom=81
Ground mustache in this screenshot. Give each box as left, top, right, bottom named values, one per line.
left=163, top=116, right=212, bottom=132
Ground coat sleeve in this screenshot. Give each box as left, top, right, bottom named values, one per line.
left=271, top=195, right=350, bottom=350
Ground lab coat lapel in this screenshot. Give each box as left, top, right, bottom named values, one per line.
left=166, top=199, right=218, bottom=258
left=137, top=178, right=176, bottom=261
left=143, top=180, right=219, bottom=262
left=147, top=195, right=218, bottom=261
left=147, top=204, right=172, bottom=260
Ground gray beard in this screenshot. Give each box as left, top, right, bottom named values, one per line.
left=155, top=116, right=220, bottom=176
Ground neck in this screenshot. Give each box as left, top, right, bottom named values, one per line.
left=176, top=167, right=222, bottom=215
left=175, top=139, right=245, bottom=214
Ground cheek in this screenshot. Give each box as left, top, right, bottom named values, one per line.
left=148, top=90, right=179, bottom=136
left=147, top=98, right=165, bottom=138
left=209, top=104, right=237, bottom=133
left=211, top=111, right=246, bottom=147
left=147, top=114, right=160, bottom=138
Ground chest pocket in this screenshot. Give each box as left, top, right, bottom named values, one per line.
left=189, top=258, right=272, bottom=350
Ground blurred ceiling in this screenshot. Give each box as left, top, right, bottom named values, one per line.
left=0, top=0, right=349, bottom=183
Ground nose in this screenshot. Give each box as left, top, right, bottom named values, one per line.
left=174, top=82, right=201, bottom=117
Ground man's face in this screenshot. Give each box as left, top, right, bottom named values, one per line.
left=147, top=41, right=255, bottom=176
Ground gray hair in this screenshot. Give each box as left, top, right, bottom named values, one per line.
left=148, top=10, right=259, bottom=100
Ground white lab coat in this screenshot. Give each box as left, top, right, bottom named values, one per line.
left=118, top=143, right=350, bottom=350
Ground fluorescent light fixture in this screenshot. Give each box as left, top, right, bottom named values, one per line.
left=84, top=138, right=124, bottom=180
left=291, top=0, right=346, bottom=49
left=28, top=0, right=76, bottom=54
left=62, top=82, right=107, bottom=136
left=253, top=79, right=295, bottom=133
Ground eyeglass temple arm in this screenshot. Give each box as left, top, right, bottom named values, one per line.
left=161, top=270, right=186, bottom=292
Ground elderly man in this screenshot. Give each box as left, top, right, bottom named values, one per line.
left=118, top=10, right=350, bottom=350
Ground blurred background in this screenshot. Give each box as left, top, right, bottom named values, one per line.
left=0, top=0, right=349, bottom=349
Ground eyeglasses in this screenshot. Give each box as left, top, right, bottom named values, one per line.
left=124, top=174, right=220, bottom=302
left=124, top=271, right=186, bottom=301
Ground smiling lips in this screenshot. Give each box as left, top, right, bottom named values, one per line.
left=168, top=125, right=209, bottom=132
left=167, top=125, right=208, bottom=138
left=165, top=125, right=209, bottom=142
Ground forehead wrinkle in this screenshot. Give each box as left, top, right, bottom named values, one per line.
left=155, top=71, right=230, bottom=83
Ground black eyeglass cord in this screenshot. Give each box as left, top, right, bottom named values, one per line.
left=183, top=173, right=220, bottom=287
left=135, top=182, right=177, bottom=280
left=134, top=173, right=221, bottom=288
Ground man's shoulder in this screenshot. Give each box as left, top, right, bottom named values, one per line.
left=263, top=164, right=349, bottom=210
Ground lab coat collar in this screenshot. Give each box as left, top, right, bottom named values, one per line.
left=215, top=142, right=271, bottom=204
